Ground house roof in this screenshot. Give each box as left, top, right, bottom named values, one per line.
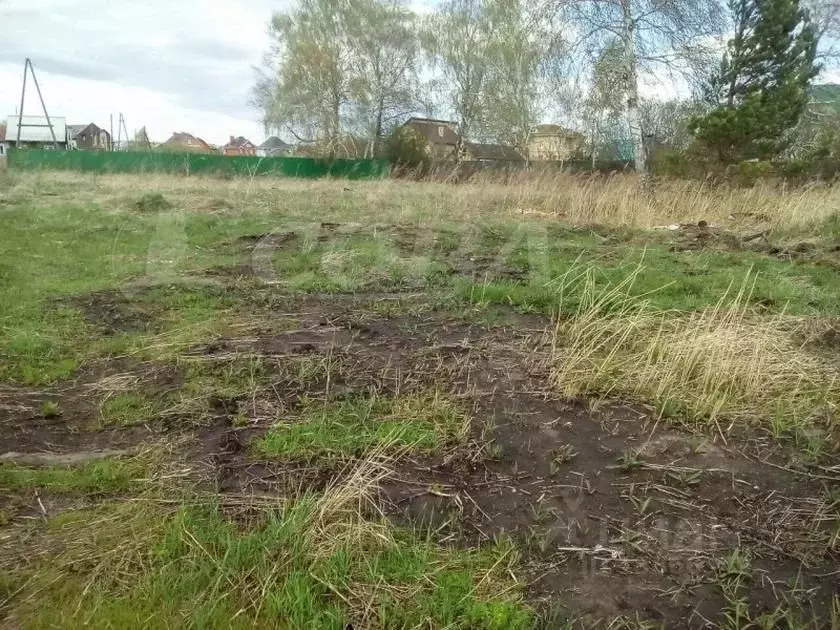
left=224, top=135, right=255, bottom=149
left=67, top=124, right=88, bottom=138
left=531, top=124, right=584, bottom=139
left=464, top=142, right=523, bottom=161
left=162, top=132, right=213, bottom=151
left=258, top=136, right=291, bottom=150
left=67, top=123, right=106, bottom=139
left=403, top=117, right=460, bottom=146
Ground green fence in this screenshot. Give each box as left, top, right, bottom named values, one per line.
left=7, top=148, right=390, bottom=179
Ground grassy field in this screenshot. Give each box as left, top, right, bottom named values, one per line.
left=0, top=170, right=839, bottom=628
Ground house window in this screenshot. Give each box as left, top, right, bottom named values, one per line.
left=437, top=126, right=444, bottom=138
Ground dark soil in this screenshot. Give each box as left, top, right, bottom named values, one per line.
left=65, top=289, right=161, bottom=335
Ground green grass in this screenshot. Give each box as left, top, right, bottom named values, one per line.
left=0, top=457, right=147, bottom=493
left=273, top=232, right=450, bottom=293
left=2, top=174, right=839, bottom=627
left=453, top=226, right=840, bottom=315
left=39, top=400, right=61, bottom=418
left=4, top=492, right=530, bottom=629
left=0, top=197, right=254, bottom=385
left=2, top=188, right=839, bottom=385
left=256, top=393, right=469, bottom=461
left=100, top=392, right=163, bottom=426
left=182, top=355, right=265, bottom=399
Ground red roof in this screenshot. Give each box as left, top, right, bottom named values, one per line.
left=224, top=135, right=255, bottom=149
left=161, top=132, right=213, bottom=152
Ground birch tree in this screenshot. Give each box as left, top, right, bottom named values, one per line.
left=347, top=0, right=420, bottom=154
left=562, top=0, right=725, bottom=176
left=422, top=0, right=492, bottom=143
left=481, top=0, right=560, bottom=150
left=255, top=0, right=354, bottom=150
left=583, top=41, right=625, bottom=165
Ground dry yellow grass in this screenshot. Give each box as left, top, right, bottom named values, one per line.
left=4, top=169, right=838, bottom=234
left=550, top=267, right=840, bottom=436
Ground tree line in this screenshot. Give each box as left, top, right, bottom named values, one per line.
left=254, top=0, right=839, bottom=176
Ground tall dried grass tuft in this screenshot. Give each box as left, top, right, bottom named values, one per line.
left=551, top=267, right=839, bottom=430
left=464, top=170, right=840, bottom=232
left=305, top=449, right=396, bottom=559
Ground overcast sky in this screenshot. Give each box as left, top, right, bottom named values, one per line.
left=1, top=1, right=838, bottom=147
left=0, top=0, right=282, bottom=145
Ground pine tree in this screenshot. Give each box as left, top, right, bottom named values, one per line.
left=691, top=0, right=821, bottom=162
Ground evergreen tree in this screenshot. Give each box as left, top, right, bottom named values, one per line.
left=691, top=0, right=821, bottom=162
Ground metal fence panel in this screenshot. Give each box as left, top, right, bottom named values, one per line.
left=7, top=149, right=390, bottom=179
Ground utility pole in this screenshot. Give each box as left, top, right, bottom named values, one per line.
left=110, top=114, right=114, bottom=152
left=15, top=58, right=60, bottom=150
left=118, top=113, right=130, bottom=151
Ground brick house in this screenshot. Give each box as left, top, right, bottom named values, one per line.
left=256, top=136, right=292, bottom=157
left=160, top=132, right=214, bottom=153
left=526, top=124, right=585, bottom=161
left=222, top=136, right=256, bottom=156
left=67, top=123, right=111, bottom=150
left=402, top=117, right=460, bottom=160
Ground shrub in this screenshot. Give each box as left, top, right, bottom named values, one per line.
left=135, top=193, right=172, bottom=213
left=736, top=160, right=776, bottom=186
left=387, top=126, right=430, bottom=174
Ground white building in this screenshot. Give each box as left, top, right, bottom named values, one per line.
left=5, top=115, right=67, bottom=149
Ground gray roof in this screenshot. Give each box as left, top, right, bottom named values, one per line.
left=67, top=124, right=90, bottom=138
left=258, top=136, right=291, bottom=150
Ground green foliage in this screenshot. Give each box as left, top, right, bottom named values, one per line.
left=387, top=125, right=430, bottom=171
left=691, top=0, right=820, bottom=162
left=736, top=159, right=776, bottom=186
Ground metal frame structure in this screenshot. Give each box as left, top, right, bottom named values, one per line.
left=16, top=58, right=60, bottom=150
left=116, top=113, right=131, bottom=151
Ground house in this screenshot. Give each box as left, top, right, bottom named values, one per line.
left=526, top=124, right=585, bottom=161
left=160, top=131, right=214, bottom=153
left=67, top=123, right=111, bottom=151
left=4, top=115, right=67, bottom=149
left=402, top=117, right=460, bottom=159
left=256, top=136, right=292, bottom=157
left=222, top=135, right=256, bottom=156
left=462, top=142, right=523, bottom=163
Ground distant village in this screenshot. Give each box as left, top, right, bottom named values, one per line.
left=0, top=115, right=586, bottom=164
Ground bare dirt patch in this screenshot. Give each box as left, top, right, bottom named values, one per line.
left=5, top=286, right=839, bottom=626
